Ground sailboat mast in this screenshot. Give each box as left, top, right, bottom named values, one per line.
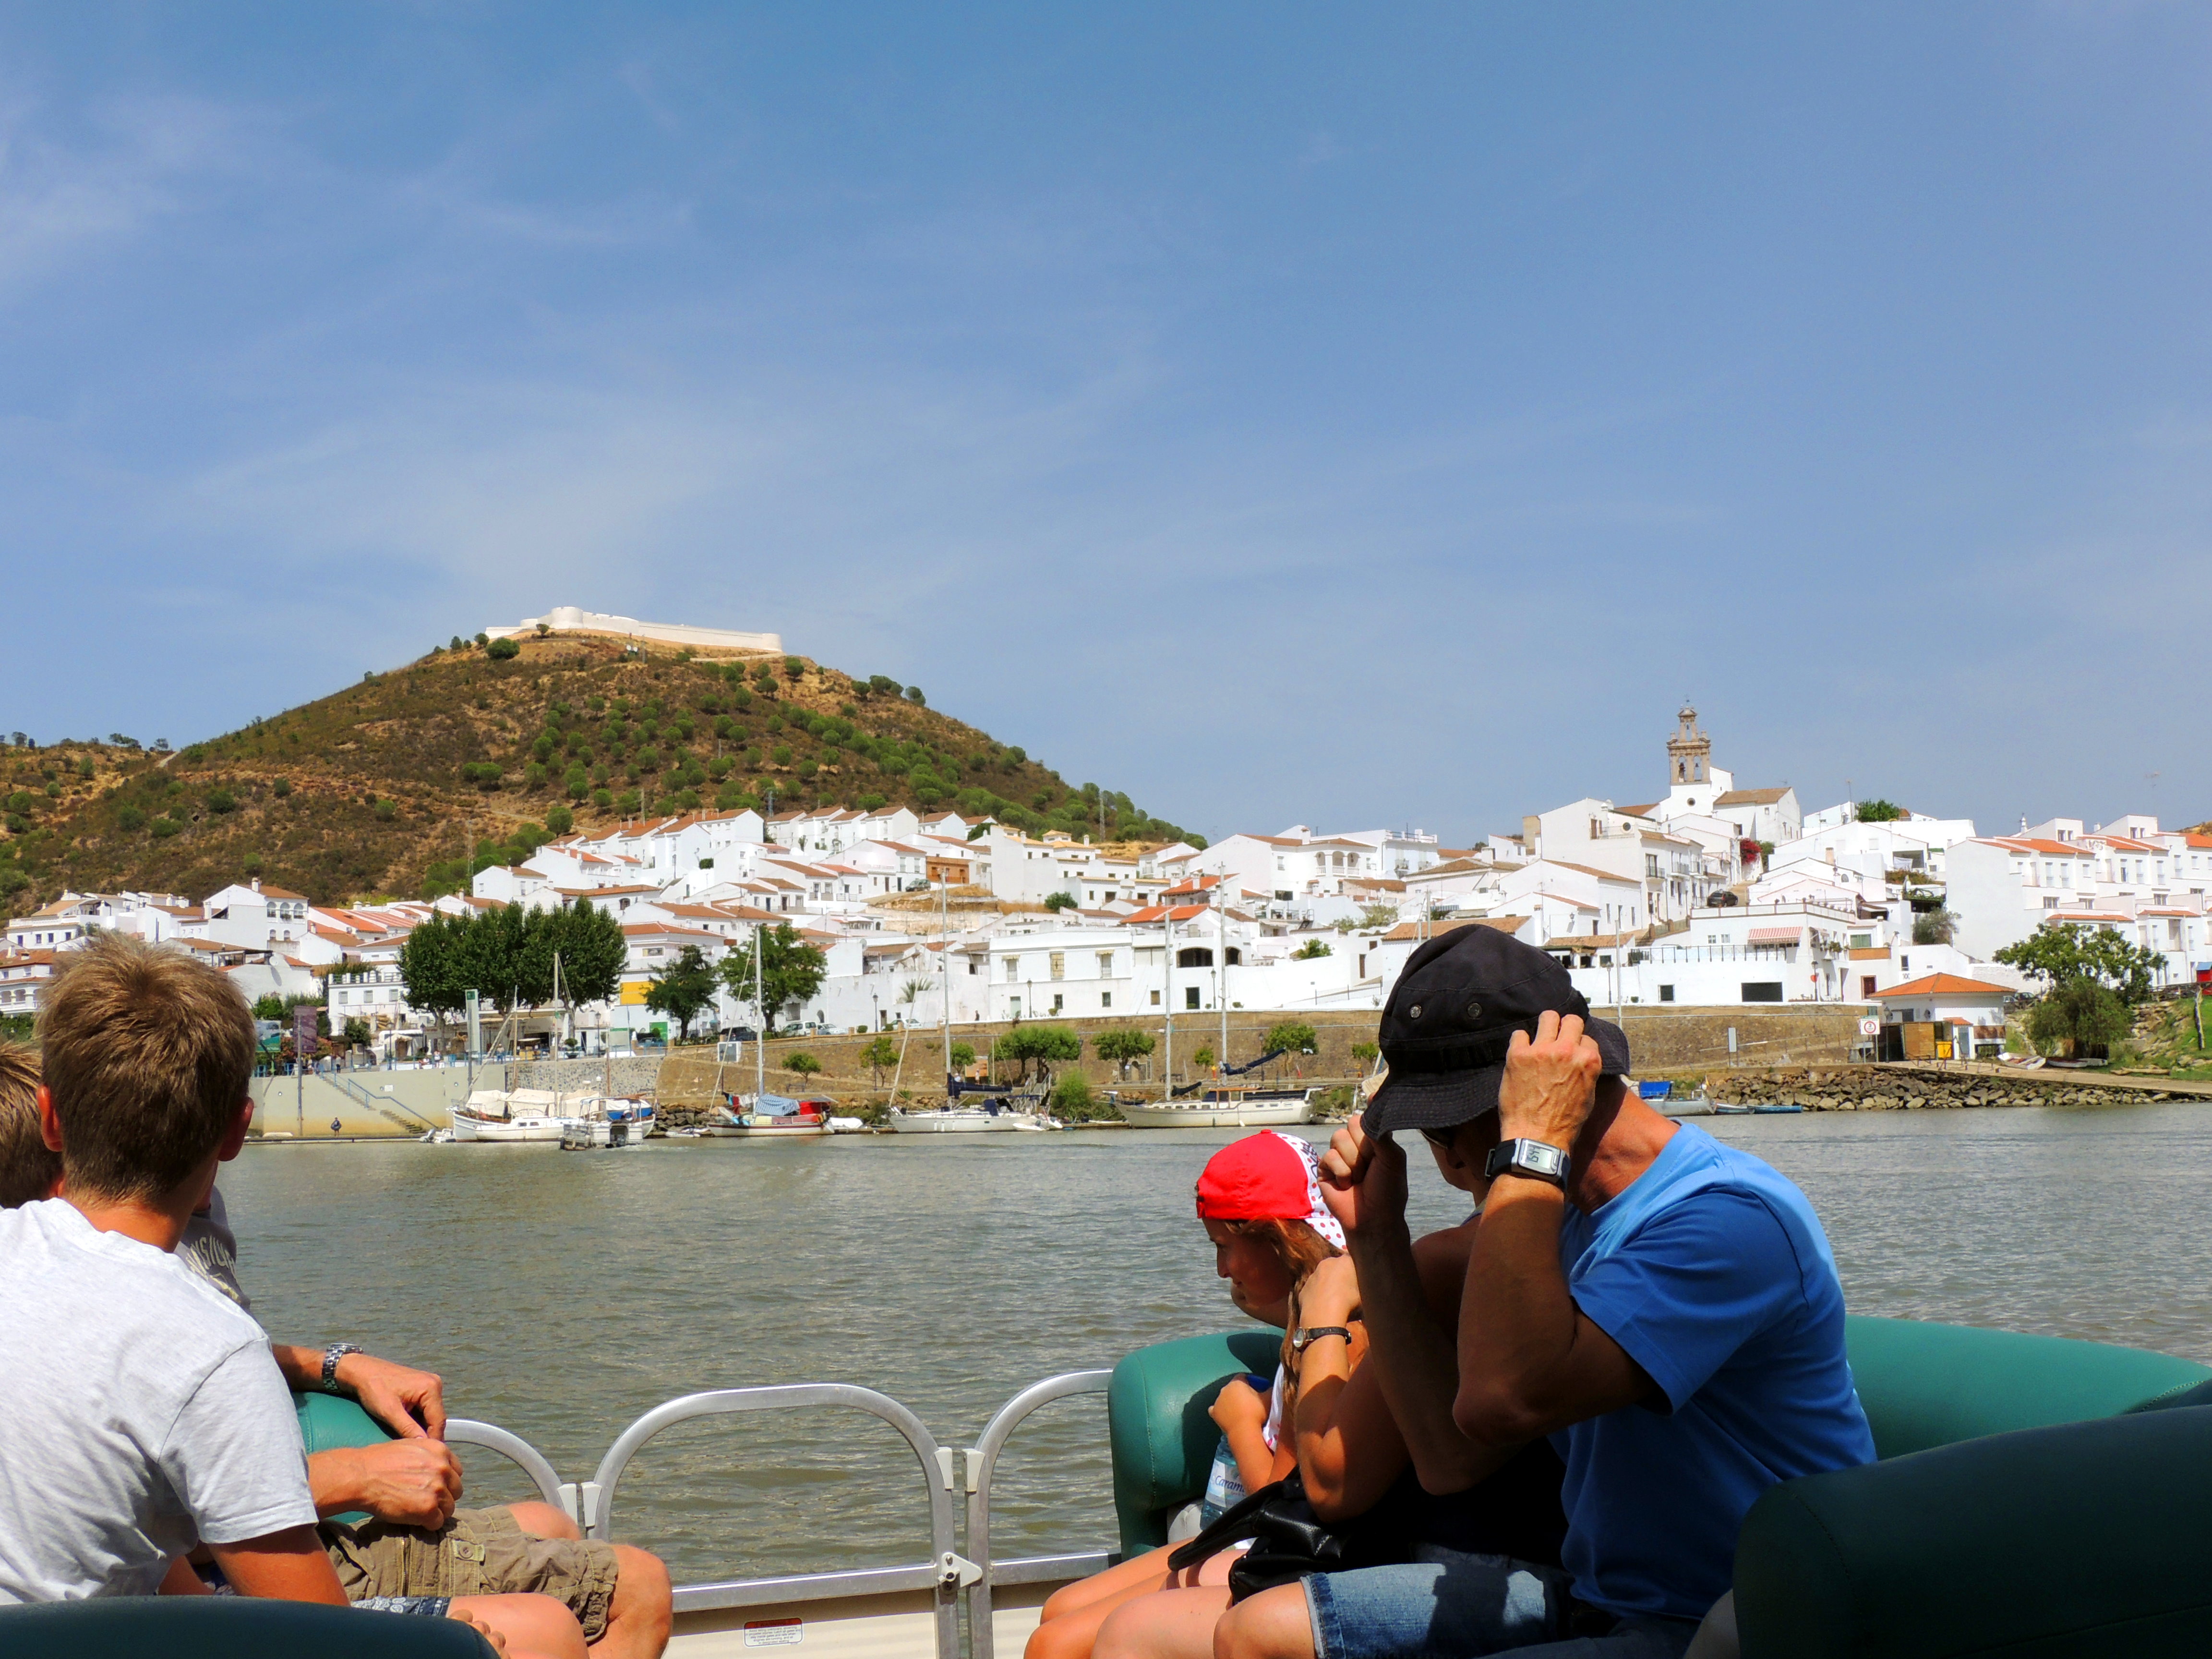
left=1162, top=907, right=1174, bottom=1097
left=1216, top=880, right=1228, bottom=1098
left=753, top=922, right=766, bottom=1105
left=939, top=871, right=953, bottom=1085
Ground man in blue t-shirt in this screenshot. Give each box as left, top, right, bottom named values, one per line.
left=1214, top=927, right=1874, bottom=1659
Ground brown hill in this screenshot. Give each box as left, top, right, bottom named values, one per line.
left=0, top=634, right=1198, bottom=919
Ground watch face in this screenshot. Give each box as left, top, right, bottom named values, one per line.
left=1523, top=1142, right=1567, bottom=1177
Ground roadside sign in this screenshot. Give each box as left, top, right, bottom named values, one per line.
left=1859, top=1017, right=1880, bottom=1036
left=293, top=1004, right=318, bottom=1054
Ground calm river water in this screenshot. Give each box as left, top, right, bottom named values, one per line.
left=222, top=1104, right=2212, bottom=1585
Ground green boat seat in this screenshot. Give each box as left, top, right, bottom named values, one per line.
left=1107, top=1329, right=1283, bottom=1551
left=1103, top=1317, right=2212, bottom=1555
left=295, top=1391, right=401, bottom=1525
left=1841, top=1315, right=2211, bottom=1457
left=1734, top=1405, right=2212, bottom=1658
left=0, top=1597, right=495, bottom=1657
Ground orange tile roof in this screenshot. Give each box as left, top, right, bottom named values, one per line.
left=1119, top=904, right=1212, bottom=925
left=1984, top=838, right=2091, bottom=857
left=1871, top=973, right=2012, bottom=1000
left=1714, top=788, right=1792, bottom=806
left=1537, top=859, right=1641, bottom=885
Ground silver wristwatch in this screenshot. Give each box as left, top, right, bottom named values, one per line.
left=1484, top=1138, right=1570, bottom=1189
left=320, top=1342, right=364, bottom=1389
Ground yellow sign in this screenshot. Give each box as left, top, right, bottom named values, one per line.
left=620, top=980, right=649, bottom=1006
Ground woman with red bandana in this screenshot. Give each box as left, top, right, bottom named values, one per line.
left=1026, top=1132, right=1379, bottom=1659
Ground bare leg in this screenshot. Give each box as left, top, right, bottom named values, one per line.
left=492, top=1505, right=673, bottom=1659
left=1040, top=1543, right=1177, bottom=1625
left=1093, top=1585, right=1234, bottom=1659
left=450, top=1593, right=589, bottom=1659
left=593, top=1544, right=673, bottom=1659
left=1214, top=1583, right=1316, bottom=1659
left=509, top=1502, right=581, bottom=1541
left=1030, top=1546, right=1247, bottom=1659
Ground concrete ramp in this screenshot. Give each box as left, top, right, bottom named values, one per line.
left=250, top=1069, right=482, bottom=1139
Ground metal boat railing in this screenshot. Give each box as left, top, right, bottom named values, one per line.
left=435, top=1370, right=1118, bottom=1659
left=963, top=1369, right=1114, bottom=1659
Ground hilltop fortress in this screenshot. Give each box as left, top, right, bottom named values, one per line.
left=484, top=606, right=782, bottom=655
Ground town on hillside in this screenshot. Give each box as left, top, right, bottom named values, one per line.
left=5, top=699, right=2206, bottom=1066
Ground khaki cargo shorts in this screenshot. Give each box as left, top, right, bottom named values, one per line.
left=323, top=1506, right=621, bottom=1641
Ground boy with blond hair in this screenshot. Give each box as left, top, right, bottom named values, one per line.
left=0, top=938, right=582, bottom=1658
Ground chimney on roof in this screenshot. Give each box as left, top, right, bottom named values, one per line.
left=251, top=878, right=261, bottom=893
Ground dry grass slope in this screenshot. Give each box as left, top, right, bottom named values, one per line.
left=0, top=635, right=1197, bottom=919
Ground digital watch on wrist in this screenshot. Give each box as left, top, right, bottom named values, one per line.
left=1484, top=1138, right=1570, bottom=1189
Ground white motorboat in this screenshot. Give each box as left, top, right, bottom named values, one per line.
left=558, top=1094, right=658, bottom=1148
left=703, top=1093, right=834, bottom=1139
left=449, top=1088, right=566, bottom=1143
left=1118, top=1087, right=1319, bottom=1129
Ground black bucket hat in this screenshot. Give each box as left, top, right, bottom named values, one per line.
left=1363, top=925, right=1631, bottom=1135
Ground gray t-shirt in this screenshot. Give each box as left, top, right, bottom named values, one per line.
left=177, top=1185, right=252, bottom=1314
left=0, top=1199, right=316, bottom=1601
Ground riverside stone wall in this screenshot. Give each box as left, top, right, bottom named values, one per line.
left=627, top=1003, right=1871, bottom=1106
left=1701, top=1064, right=2206, bottom=1111
left=503, top=1055, right=665, bottom=1097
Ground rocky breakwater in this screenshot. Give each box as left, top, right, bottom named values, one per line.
left=1707, top=1064, right=2202, bottom=1111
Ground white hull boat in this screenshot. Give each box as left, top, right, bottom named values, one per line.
left=451, top=1111, right=566, bottom=1142
left=450, top=1089, right=566, bottom=1142
left=703, top=1118, right=833, bottom=1139
left=559, top=1095, right=658, bottom=1148
left=1118, top=1088, right=1319, bottom=1129
left=889, top=1106, right=1045, bottom=1133
left=704, top=1094, right=833, bottom=1139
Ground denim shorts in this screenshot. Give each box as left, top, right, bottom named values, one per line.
left=1303, top=1550, right=1699, bottom=1659
left=357, top=1595, right=454, bottom=1617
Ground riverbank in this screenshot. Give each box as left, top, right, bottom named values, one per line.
left=1697, top=1062, right=2212, bottom=1111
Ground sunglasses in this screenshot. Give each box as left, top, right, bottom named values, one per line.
left=1419, top=1126, right=1458, bottom=1149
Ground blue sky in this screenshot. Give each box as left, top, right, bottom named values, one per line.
left=4, top=3, right=2210, bottom=845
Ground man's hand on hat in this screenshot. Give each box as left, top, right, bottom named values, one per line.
left=1318, top=1117, right=1407, bottom=1239
left=1497, top=1008, right=1603, bottom=1155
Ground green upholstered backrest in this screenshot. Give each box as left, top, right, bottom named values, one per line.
left=1842, top=1315, right=2212, bottom=1458
left=295, top=1391, right=396, bottom=1525
left=1107, top=1329, right=1283, bottom=1553
left=1734, top=1406, right=2212, bottom=1659
left=0, top=1597, right=496, bottom=1658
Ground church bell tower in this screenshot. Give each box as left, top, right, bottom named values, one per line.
left=1667, top=702, right=1710, bottom=786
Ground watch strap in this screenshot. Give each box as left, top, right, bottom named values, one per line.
left=320, top=1343, right=363, bottom=1389
left=1292, top=1326, right=1353, bottom=1352
left=1485, top=1138, right=1570, bottom=1189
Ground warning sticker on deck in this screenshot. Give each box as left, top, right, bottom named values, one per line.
left=743, top=1618, right=803, bottom=1647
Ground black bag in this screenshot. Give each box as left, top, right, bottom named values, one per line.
left=1164, top=1471, right=1401, bottom=1603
